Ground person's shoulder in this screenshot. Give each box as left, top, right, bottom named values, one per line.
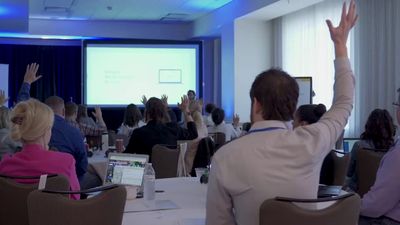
left=47, top=150, right=75, bottom=163
left=213, top=136, right=248, bottom=161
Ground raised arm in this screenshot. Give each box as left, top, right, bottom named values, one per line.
left=17, top=63, right=42, bottom=102
left=326, top=0, right=358, bottom=58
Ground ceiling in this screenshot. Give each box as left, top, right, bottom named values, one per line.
left=29, top=0, right=233, bottom=22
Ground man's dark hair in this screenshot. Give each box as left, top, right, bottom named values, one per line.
left=124, top=104, right=142, bottom=127
left=145, top=97, right=170, bottom=123
left=187, top=90, right=196, bottom=96
left=65, top=102, right=78, bottom=118
left=249, top=68, right=299, bottom=121
left=211, top=108, right=225, bottom=126
left=205, top=103, right=216, bottom=114
left=44, top=96, right=64, bottom=113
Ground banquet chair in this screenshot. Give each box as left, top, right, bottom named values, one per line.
left=0, top=174, right=69, bottom=225
left=356, top=148, right=386, bottom=197
left=28, top=184, right=126, bottom=225
left=190, top=137, right=215, bottom=176
left=152, top=144, right=180, bottom=179
left=331, top=150, right=350, bottom=186
left=259, top=193, right=361, bottom=225
left=209, top=132, right=226, bottom=151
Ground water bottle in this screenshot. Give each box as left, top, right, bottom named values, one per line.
left=143, top=163, right=156, bottom=202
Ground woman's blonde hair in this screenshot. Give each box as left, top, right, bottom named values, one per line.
left=10, top=99, right=54, bottom=142
left=0, top=106, right=10, bottom=129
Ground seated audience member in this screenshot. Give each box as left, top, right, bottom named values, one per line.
left=77, top=104, right=107, bottom=135
left=359, top=90, right=400, bottom=225
left=45, top=97, right=88, bottom=182
left=206, top=2, right=357, bottom=225
left=293, top=104, right=331, bottom=185
left=204, top=103, right=216, bottom=127
left=65, top=102, right=107, bottom=138
left=124, top=96, right=198, bottom=161
left=208, top=108, right=241, bottom=142
left=0, top=90, right=22, bottom=159
left=0, top=99, right=80, bottom=199
left=346, top=109, right=396, bottom=191
left=0, top=106, right=21, bottom=159
left=118, top=103, right=145, bottom=138
left=15, top=63, right=88, bottom=183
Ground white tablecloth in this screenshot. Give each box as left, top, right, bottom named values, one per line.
left=123, top=177, right=207, bottom=225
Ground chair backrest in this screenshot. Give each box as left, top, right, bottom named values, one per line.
left=151, top=144, right=180, bottom=179
left=0, top=174, right=69, bottom=225
left=259, top=193, right=361, bottom=225
left=209, top=132, right=226, bottom=150
left=356, top=148, right=386, bottom=197
left=190, top=137, right=215, bottom=176
left=28, top=185, right=126, bottom=225
left=331, top=150, right=351, bottom=186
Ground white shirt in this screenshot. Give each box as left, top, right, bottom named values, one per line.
left=206, top=58, right=354, bottom=225
left=207, top=121, right=241, bottom=142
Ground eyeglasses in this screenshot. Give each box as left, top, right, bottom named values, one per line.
left=393, top=102, right=400, bottom=107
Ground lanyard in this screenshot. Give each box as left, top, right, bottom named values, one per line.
left=246, top=127, right=285, bottom=135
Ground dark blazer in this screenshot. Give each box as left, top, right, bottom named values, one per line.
left=124, top=120, right=198, bottom=161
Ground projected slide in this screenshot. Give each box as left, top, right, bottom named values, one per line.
left=85, top=44, right=198, bottom=106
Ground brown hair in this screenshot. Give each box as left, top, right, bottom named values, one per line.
left=249, top=68, right=299, bottom=121
left=145, top=97, right=170, bottom=123
left=361, top=108, right=396, bottom=150
left=65, top=102, right=78, bottom=118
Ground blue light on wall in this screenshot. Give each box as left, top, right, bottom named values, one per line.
left=0, top=32, right=98, bottom=40
left=0, top=6, right=11, bottom=16
left=186, top=0, right=232, bottom=10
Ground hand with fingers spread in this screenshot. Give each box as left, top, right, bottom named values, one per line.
left=161, top=94, right=168, bottom=107
left=178, top=95, right=190, bottom=113
left=91, top=106, right=103, bottom=120
left=233, top=114, right=240, bottom=127
left=141, top=95, right=148, bottom=105
left=326, top=0, right=358, bottom=57
left=23, top=63, right=42, bottom=85
left=0, top=89, right=8, bottom=105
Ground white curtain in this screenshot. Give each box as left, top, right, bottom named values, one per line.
left=351, top=0, right=400, bottom=138
left=280, top=0, right=345, bottom=112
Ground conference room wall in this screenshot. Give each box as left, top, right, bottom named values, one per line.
left=233, top=19, right=273, bottom=123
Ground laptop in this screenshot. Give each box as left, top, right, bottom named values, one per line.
left=342, top=138, right=360, bottom=153
left=318, top=185, right=342, bottom=198
left=104, top=153, right=149, bottom=195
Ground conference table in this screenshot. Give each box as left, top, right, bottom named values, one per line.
left=122, top=177, right=207, bottom=225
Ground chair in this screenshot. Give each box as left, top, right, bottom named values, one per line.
left=331, top=150, right=351, bottom=186
left=28, top=184, right=126, bottom=225
left=209, top=132, right=226, bottom=150
left=259, top=193, right=361, bottom=225
left=356, top=148, right=386, bottom=197
left=151, top=144, right=180, bottom=179
left=0, top=174, right=70, bottom=225
left=190, top=137, right=215, bottom=176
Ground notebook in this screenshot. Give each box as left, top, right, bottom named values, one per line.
left=104, top=153, right=149, bottom=189
left=343, top=138, right=360, bottom=153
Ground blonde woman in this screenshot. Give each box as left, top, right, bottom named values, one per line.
left=0, top=99, right=80, bottom=199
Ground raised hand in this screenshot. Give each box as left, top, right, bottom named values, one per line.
left=161, top=94, right=168, bottom=107
left=326, top=0, right=358, bottom=57
left=178, top=95, right=190, bottom=113
left=141, top=95, right=147, bottom=105
left=91, top=106, right=103, bottom=120
left=233, top=114, right=240, bottom=127
left=0, top=89, right=8, bottom=105
left=23, top=63, right=42, bottom=85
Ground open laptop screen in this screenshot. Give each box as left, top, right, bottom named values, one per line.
left=343, top=138, right=360, bottom=153
left=105, top=153, right=148, bottom=186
